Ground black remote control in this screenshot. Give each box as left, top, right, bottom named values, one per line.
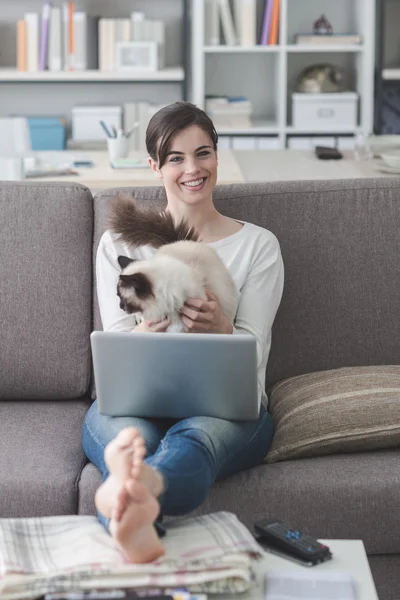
left=254, top=519, right=332, bottom=565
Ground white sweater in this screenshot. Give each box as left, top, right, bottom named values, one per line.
left=96, top=221, right=284, bottom=407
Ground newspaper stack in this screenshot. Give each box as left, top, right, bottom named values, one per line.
left=0, top=511, right=263, bottom=600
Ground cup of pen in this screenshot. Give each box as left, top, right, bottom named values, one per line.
left=99, top=120, right=130, bottom=163
left=107, top=136, right=130, bottom=163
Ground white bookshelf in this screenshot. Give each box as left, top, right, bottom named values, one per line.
left=0, top=0, right=187, bottom=119
left=191, top=0, right=376, bottom=149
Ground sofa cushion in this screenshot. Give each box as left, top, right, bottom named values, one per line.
left=0, top=182, right=93, bottom=399
left=78, top=462, right=101, bottom=516
left=78, top=449, right=400, bottom=555
left=0, top=400, right=89, bottom=517
left=266, top=365, right=400, bottom=463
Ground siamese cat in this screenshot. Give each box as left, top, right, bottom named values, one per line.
left=108, top=194, right=238, bottom=333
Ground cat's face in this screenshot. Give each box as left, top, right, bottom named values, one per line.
left=116, top=256, right=155, bottom=314
left=117, top=253, right=195, bottom=323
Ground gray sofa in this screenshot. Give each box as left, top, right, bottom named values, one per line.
left=1, top=178, right=399, bottom=599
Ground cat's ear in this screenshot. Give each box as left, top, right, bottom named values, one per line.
left=117, top=255, right=135, bottom=270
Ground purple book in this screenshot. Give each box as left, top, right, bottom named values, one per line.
left=260, top=0, right=274, bottom=45
left=39, top=1, right=51, bottom=71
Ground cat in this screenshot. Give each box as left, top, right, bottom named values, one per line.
left=108, top=194, right=239, bottom=333
left=295, top=64, right=346, bottom=94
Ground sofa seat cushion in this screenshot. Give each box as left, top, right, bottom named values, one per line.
left=195, top=449, right=400, bottom=555
left=0, top=400, right=89, bottom=517
left=266, top=366, right=400, bottom=463
left=79, top=449, right=400, bottom=555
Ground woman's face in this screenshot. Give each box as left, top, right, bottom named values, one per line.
left=149, top=124, right=218, bottom=208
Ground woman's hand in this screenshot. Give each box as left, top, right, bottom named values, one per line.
left=180, top=291, right=233, bottom=334
left=134, top=318, right=170, bottom=333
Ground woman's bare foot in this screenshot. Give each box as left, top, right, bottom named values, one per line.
left=110, top=480, right=165, bottom=563
left=95, top=427, right=163, bottom=519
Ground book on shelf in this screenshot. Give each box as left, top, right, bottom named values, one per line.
left=73, top=13, right=99, bottom=70
left=259, top=0, right=280, bottom=45
left=234, top=0, right=257, bottom=46
left=218, top=0, right=237, bottom=45
left=39, top=1, right=51, bottom=71
left=24, top=13, right=39, bottom=72
left=48, top=6, right=62, bottom=71
left=295, top=34, right=363, bottom=45
left=16, top=20, right=27, bottom=71
left=205, top=0, right=219, bottom=45
left=268, top=0, right=280, bottom=45
left=206, top=96, right=253, bottom=129
left=15, top=3, right=166, bottom=73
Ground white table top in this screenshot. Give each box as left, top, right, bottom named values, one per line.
left=22, top=148, right=397, bottom=189
left=217, top=540, right=378, bottom=600
left=25, top=149, right=245, bottom=189
left=234, top=149, right=398, bottom=182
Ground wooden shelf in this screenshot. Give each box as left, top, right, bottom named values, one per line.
left=0, top=68, right=185, bottom=82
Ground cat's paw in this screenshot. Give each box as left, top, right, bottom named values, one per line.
left=167, top=320, right=185, bottom=333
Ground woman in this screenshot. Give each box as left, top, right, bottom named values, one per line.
left=82, top=101, right=284, bottom=563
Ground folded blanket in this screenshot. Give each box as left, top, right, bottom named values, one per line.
left=0, top=511, right=263, bottom=600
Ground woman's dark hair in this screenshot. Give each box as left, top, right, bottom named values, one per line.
left=146, top=101, right=218, bottom=168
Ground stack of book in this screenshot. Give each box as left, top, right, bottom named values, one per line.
left=204, top=0, right=281, bottom=46
left=206, top=96, right=252, bottom=129
left=16, top=1, right=165, bottom=72
left=294, top=33, right=363, bottom=46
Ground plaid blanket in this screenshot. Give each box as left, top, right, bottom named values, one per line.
left=0, top=511, right=262, bottom=600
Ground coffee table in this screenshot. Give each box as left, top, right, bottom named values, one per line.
left=218, top=540, right=378, bottom=600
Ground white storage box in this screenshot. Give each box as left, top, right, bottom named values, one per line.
left=72, top=106, right=122, bottom=141
left=292, top=93, right=358, bottom=131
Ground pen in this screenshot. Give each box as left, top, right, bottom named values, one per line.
left=99, top=120, right=113, bottom=138
left=125, top=122, right=140, bottom=138
left=111, top=124, right=118, bottom=138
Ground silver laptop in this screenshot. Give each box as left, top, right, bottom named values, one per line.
left=90, top=331, right=259, bottom=421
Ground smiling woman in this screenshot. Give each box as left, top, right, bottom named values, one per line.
left=83, top=101, right=284, bottom=564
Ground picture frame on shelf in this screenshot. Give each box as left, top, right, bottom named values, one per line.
left=115, top=41, right=158, bottom=71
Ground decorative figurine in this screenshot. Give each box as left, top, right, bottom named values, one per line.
left=313, top=14, right=333, bottom=35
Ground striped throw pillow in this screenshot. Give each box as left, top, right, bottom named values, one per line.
left=265, top=366, right=400, bottom=463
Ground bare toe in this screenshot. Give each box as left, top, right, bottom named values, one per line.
left=104, top=427, right=145, bottom=483
left=130, top=437, right=146, bottom=480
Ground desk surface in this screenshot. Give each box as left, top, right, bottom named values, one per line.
left=27, top=149, right=245, bottom=189
left=234, top=149, right=397, bottom=182
left=25, top=148, right=396, bottom=190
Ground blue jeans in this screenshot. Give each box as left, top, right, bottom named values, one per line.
left=82, top=400, right=274, bottom=527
